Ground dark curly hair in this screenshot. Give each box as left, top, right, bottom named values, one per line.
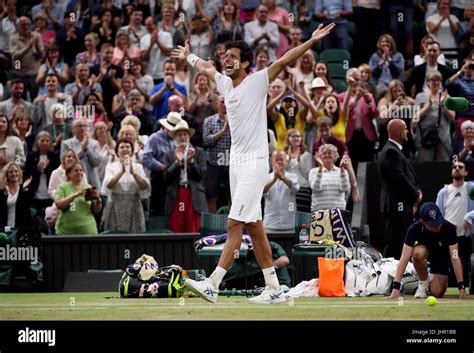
left=115, top=138, right=135, bottom=156
left=225, top=40, right=254, bottom=74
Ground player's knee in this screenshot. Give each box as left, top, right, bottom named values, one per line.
left=430, top=287, right=445, bottom=298
left=412, top=247, right=428, bottom=261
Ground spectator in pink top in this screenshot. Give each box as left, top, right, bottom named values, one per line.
left=112, top=30, right=140, bottom=66
left=263, top=0, right=290, bottom=58
left=34, top=12, right=55, bottom=47
left=337, top=68, right=378, bottom=171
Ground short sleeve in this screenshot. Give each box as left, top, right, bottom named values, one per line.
left=101, top=162, right=115, bottom=196
left=445, top=222, right=458, bottom=246
left=135, top=163, right=151, bottom=200
left=404, top=223, right=418, bottom=247
left=415, top=92, right=427, bottom=107
left=214, top=72, right=231, bottom=95
left=272, top=242, right=287, bottom=258
left=54, top=183, right=67, bottom=201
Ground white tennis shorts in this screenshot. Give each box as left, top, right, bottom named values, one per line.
left=228, top=157, right=269, bottom=223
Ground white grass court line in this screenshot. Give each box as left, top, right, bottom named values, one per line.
left=1, top=303, right=474, bottom=311
left=0, top=300, right=472, bottom=307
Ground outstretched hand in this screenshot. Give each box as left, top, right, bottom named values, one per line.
left=171, top=39, right=190, bottom=61
left=311, top=23, right=336, bottom=43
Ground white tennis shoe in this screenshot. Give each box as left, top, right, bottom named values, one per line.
left=414, top=281, right=429, bottom=298
left=248, top=286, right=286, bottom=304
left=185, top=278, right=219, bottom=303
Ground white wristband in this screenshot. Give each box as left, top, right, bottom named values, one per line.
left=187, top=54, right=201, bottom=68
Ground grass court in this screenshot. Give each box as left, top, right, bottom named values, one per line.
left=0, top=290, right=473, bottom=320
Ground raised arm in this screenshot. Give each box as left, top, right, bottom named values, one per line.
left=171, top=39, right=217, bottom=83
left=268, top=23, right=335, bottom=81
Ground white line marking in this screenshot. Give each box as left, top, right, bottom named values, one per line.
left=1, top=304, right=474, bottom=311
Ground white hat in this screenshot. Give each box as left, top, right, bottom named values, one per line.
left=461, top=120, right=473, bottom=132
left=159, top=112, right=183, bottom=131
left=169, top=120, right=195, bottom=138
left=311, top=77, right=327, bottom=89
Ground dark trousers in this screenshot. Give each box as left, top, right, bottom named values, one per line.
left=150, top=171, right=167, bottom=216
left=347, top=129, right=375, bottom=173
left=383, top=211, right=414, bottom=260
left=31, top=198, right=53, bottom=219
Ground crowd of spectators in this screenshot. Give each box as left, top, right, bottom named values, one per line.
left=0, top=0, right=473, bottom=235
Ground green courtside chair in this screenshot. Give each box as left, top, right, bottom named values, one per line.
left=320, top=48, right=351, bottom=65
left=332, top=78, right=348, bottom=93
left=145, top=216, right=173, bottom=233
left=327, top=62, right=348, bottom=80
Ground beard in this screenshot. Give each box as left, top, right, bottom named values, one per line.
left=227, top=69, right=241, bottom=80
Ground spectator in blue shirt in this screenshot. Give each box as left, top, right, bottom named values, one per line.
left=150, top=60, right=188, bottom=125
left=369, top=34, right=405, bottom=100
left=313, top=0, right=352, bottom=51
left=32, top=0, right=65, bottom=30
left=142, top=112, right=181, bottom=215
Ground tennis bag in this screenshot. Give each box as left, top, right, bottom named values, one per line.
left=309, top=208, right=356, bottom=249
left=119, top=255, right=186, bottom=298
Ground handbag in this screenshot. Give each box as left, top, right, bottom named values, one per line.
left=419, top=93, right=442, bottom=148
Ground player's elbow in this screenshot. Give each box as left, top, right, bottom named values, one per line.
left=278, top=256, right=290, bottom=268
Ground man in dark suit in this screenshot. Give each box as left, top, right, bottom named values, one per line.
left=163, top=120, right=207, bottom=233
left=404, top=42, right=453, bottom=97
left=378, top=119, right=421, bottom=259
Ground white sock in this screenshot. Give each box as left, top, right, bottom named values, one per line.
left=420, top=278, right=429, bottom=286
left=209, top=266, right=227, bottom=289
left=262, top=266, right=280, bottom=291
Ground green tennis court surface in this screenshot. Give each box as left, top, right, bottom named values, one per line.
left=1, top=290, right=473, bottom=320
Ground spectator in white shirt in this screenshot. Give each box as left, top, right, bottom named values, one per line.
left=0, top=114, right=25, bottom=170
left=0, top=79, right=32, bottom=121
left=414, top=35, right=447, bottom=66
left=263, top=150, right=300, bottom=231
left=309, top=143, right=350, bottom=211
left=32, top=73, right=73, bottom=131
left=283, top=128, right=313, bottom=213
left=244, top=5, right=279, bottom=63
left=140, top=16, right=173, bottom=85
left=60, top=118, right=101, bottom=189
left=188, top=15, right=214, bottom=63
left=426, top=0, right=460, bottom=54
left=436, top=160, right=473, bottom=288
